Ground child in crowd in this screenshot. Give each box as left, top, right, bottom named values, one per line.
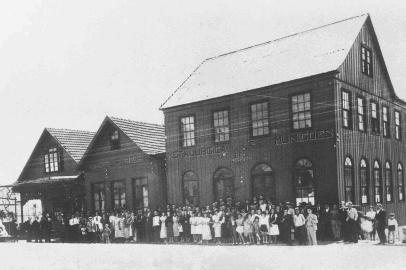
left=236, top=213, right=245, bottom=245
left=102, top=224, right=111, bottom=244
left=253, top=216, right=261, bottom=244
left=244, top=213, right=254, bottom=244
left=259, top=212, right=269, bottom=244
left=387, top=213, right=398, bottom=244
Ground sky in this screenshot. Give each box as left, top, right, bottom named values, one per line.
left=1, top=0, right=406, bottom=185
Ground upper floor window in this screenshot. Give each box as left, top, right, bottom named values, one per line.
left=395, top=111, right=401, bottom=140
left=383, top=106, right=390, bottom=138
left=371, top=102, right=380, bottom=134
left=250, top=101, right=269, bottom=137
left=213, top=110, right=230, bottom=143
left=361, top=46, right=373, bottom=77
left=44, top=148, right=60, bottom=173
left=291, top=93, right=312, bottom=130
left=180, top=116, right=196, bottom=147
left=357, top=97, right=366, bottom=131
left=110, top=130, right=120, bottom=150
left=342, top=90, right=352, bottom=129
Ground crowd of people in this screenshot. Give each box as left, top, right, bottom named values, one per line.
left=17, top=196, right=401, bottom=245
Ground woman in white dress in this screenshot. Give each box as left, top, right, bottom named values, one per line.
left=190, top=212, right=197, bottom=243
left=195, top=212, right=203, bottom=243
left=201, top=212, right=212, bottom=244
left=114, top=213, right=125, bottom=242
left=268, top=208, right=280, bottom=244
left=160, top=212, right=168, bottom=243
left=212, top=211, right=224, bottom=243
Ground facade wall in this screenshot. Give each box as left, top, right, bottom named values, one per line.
left=81, top=122, right=166, bottom=213
left=335, top=20, right=406, bottom=224
left=164, top=76, right=338, bottom=206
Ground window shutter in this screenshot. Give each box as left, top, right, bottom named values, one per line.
left=59, top=148, right=64, bottom=172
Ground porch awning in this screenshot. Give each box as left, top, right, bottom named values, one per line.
left=12, top=175, right=82, bottom=190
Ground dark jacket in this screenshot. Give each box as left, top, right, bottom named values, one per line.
left=375, top=209, right=386, bottom=229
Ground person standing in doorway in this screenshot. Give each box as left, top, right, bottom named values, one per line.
left=305, top=208, right=318, bottom=245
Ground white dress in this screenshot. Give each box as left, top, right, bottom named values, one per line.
left=0, top=221, right=9, bottom=237
left=269, top=214, right=280, bottom=236
left=190, top=216, right=197, bottom=234
left=195, top=216, right=203, bottom=235
left=212, top=214, right=223, bottom=237
left=173, top=216, right=180, bottom=237
left=201, top=217, right=212, bottom=241
left=160, top=216, right=167, bottom=239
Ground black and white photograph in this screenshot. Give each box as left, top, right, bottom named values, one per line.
left=1, top=0, right=406, bottom=269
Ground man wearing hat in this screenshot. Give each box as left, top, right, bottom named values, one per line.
left=375, top=203, right=387, bottom=244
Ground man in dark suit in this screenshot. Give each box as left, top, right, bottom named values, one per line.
left=375, top=203, right=387, bottom=244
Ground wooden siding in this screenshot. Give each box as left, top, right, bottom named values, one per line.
left=164, top=76, right=338, bottom=206
left=81, top=121, right=166, bottom=212
left=335, top=19, right=406, bottom=225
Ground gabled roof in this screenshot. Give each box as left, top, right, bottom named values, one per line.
left=79, top=116, right=165, bottom=166
left=161, top=14, right=369, bottom=109
left=46, top=128, right=95, bottom=163
left=109, top=116, right=166, bottom=155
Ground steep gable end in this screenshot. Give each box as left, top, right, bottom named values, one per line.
left=338, top=16, right=397, bottom=100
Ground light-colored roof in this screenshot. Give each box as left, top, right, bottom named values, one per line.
left=46, top=128, right=95, bottom=162
left=161, top=14, right=368, bottom=109
left=13, top=175, right=81, bottom=189
left=109, top=116, right=166, bottom=155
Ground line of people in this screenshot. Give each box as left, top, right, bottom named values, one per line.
left=19, top=196, right=400, bottom=245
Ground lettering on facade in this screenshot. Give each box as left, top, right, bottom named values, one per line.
left=167, top=145, right=228, bottom=160
left=274, top=129, right=334, bottom=145
left=88, top=154, right=146, bottom=170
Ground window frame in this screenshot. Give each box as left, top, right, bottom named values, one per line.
left=385, top=161, right=393, bottom=203
left=357, top=96, right=367, bottom=132
left=92, top=182, right=106, bottom=212
left=44, top=147, right=60, bottom=173
left=111, top=180, right=126, bottom=210
left=344, top=156, right=355, bottom=203
left=182, top=171, right=200, bottom=206
left=249, top=100, right=270, bottom=138
left=212, top=108, right=231, bottom=143
left=397, top=163, right=405, bottom=202
left=359, top=158, right=369, bottom=205
left=341, top=90, right=353, bottom=129
left=291, top=92, right=312, bottom=131
left=180, top=115, right=196, bottom=148
left=110, top=130, right=120, bottom=150
left=133, top=178, right=149, bottom=210
left=382, top=106, right=390, bottom=138
left=361, top=45, right=373, bottom=77
left=373, top=160, right=383, bottom=203
left=370, top=101, right=380, bottom=134
left=395, top=110, right=402, bottom=141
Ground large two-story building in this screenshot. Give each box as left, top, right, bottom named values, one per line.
left=161, top=14, right=406, bottom=224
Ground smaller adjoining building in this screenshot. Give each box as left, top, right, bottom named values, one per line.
left=13, top=128, right=95, bottom=216
left=78, top=116, right=166, bottom=213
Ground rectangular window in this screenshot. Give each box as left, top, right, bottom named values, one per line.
left=250, top=101, right=269, bottom=137
left=371, top=102, right=380, bottom=134
left=357, top=97, right=366, bottom=131
left=213, top=110, right=230, bottom=142
left=383, top=106, right=390, bottom=138
left=92, top=183, right=105, bottom=212
left=44, top=148, right=60, bottom=173
left=342, top=90, right=352, bottom=129
left=110, top=130, right=120, bottom=150
left=180, top=116, right=196, bottom=147
left=111, top=181, right=126, bottom=209
left=395, top=111, right=401, bottom=140
left=133, top=178, right=148, bottom=209
left=291, top=93, right=312, bottom=130
left=361, top=46, right=373, bottom=77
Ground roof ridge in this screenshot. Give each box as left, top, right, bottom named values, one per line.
left=206, top=13, right=369, bottom=61
left=108, top=115, right=165, bottom=128
left=45, top=127, right=95, bottom=134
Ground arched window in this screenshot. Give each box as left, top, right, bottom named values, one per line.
left=344, top=157, right=354, bottom=203
left=294, top=158, right=315, bottom=205
left=251, top=164, right=275, bottom=200
left=359, top=158, right=369, bottom=204
left=373, top=160, right=382, bottom=203
left=183, top=171, right=199, bottom=206
left=398, top=163, right=405, bottom=201
left=213, top=168, right=234, bottom=201
left=385, top=162, right=393, bottom=202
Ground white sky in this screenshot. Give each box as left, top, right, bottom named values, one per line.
left=1, top=0, right=405, bottom=185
